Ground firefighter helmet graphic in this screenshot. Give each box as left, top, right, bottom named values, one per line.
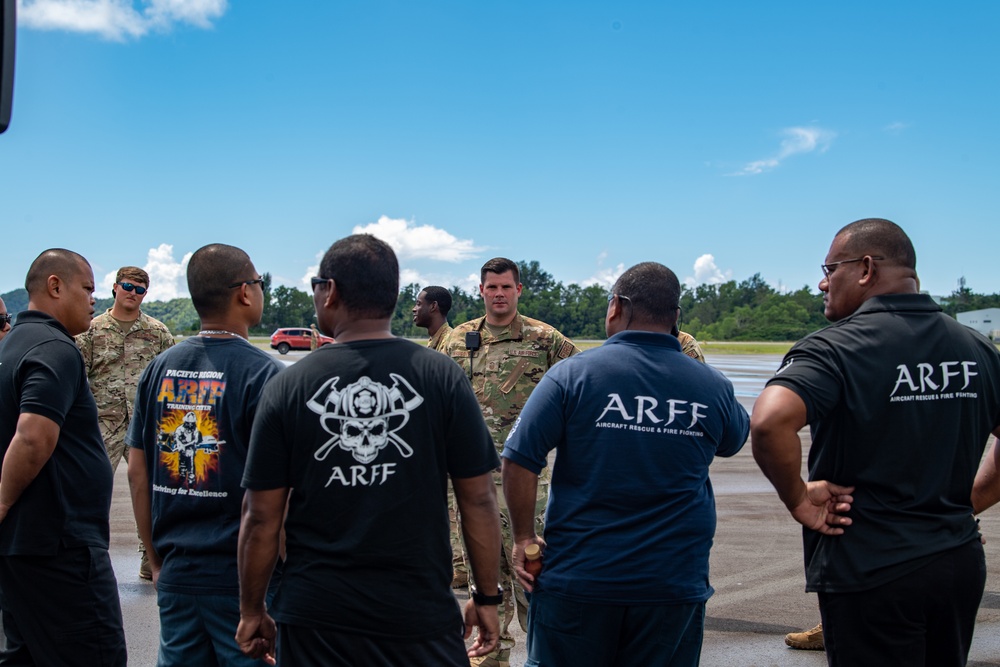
left=307, top=374, right=423, bottom=464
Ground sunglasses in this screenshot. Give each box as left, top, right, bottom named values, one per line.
left=0, top=314, right=12, bottom=327
left=119, top=282, right=148, bottom=295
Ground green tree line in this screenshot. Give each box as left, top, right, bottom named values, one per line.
left=3, top=268, right=998, bottom=341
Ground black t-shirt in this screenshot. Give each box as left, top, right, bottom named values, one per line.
left=768, top=294, right=1000, bottom=593
left=0, top=311, right=114, bottom=555
left=125, top=337, right=283, bottom=595
left=243, top=338, right=499, bottom=639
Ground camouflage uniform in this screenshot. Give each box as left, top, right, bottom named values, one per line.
left=443, top=313, right=579, bottom=661
left=426, top=321, right=453, bottom=353
left=76, top=309, right=175, bottom=471
left=678, top=330, right=706, bottom=363
left=429, top=321, right=465, bottom=583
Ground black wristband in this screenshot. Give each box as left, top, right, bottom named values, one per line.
left=470, top=585, right=504, bottom=606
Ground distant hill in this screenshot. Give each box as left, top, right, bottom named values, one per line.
left=1, top=288, right=27, bottom=314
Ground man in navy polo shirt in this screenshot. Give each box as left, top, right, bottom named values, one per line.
left=752, top=218, right=1000, bottom=667
left=501, top=261, right=749, bottom=666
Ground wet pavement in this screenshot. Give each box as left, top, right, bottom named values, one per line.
left=110, top=351, right=1000, bottom=665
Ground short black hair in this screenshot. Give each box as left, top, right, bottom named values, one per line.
left=319, top=235, right=399, bottom=318
left=836, top=218, right=916, bottom=270
left=612, top=262, right=681, bottom=327
left=25, top=248, right=89, bottom=295
left=187, top=244, right=254, bottom=319
left=480, top=257, right=519, bottom=285
left=421, top=286, right=452, bottom=316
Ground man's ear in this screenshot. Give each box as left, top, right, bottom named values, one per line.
left=322, top=279, right=340, bottom=309
left=859, top=255, right=878, bottom=286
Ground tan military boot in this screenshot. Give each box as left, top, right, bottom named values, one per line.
left=784, top=623, right=824, bottom=650
left=469, top=649, right=510, bottom=667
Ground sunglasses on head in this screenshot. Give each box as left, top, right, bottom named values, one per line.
left=119, top=282, right=147, bottom=295
left=0, top=314, right=12, bottom=327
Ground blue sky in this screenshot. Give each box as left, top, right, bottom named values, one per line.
left=1, top=1, right=997, bottom=301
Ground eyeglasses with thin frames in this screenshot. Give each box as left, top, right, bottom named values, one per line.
left=119, top=282, right=147, bottom=295
left=821, top=256, right=884, bottom=278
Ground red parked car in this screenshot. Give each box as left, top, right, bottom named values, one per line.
left=270, top=327, right=335, bottom=354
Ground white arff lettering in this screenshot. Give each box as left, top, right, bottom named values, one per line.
left=961, top=361, right=978, bottom=390
left=636, top=395, right=662, bottom=424
left=325, top=462, right=397, bottom=487
left=891, top=365, right=918, bottom=396
left=890, top=361, right=979, bottom=397
left=665, top=399, right=687, bottom=426
left=595, top=395, right=709, bottom=430
left=940, top=361, right=960, bottom=392
left=688, top=403, right=708, bottom=429
left=917, top=363, right=939, bottom=392
left=596, top=394, right=633, bottom=422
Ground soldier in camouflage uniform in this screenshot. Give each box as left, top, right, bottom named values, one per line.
left=412, top=286, right=464, bottom=584
left=677, top=329, right=706, bottom=362
left=442, top=258, right=579, bottom=667
left=413, top=285, right=454, bottom=353
left=76, top=266, right=174, bottom=579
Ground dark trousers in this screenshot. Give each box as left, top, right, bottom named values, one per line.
left=819, top=540, right=986, bottom=667
left=0, top=545, right=126, bottom=667
left=277, top=622, right=470, bottom=667
left=525, top=590, right=704, bottom=667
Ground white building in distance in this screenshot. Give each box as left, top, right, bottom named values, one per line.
left=957, top=308, right=1000, bottom=340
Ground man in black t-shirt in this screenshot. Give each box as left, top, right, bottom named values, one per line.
left=0, top=249, right=126, bottom=666
left=751, top=218, right=1000, bottom=667
left=126, top=244, right=282, bottom=666
left=237, top=234, right=503, bottom=666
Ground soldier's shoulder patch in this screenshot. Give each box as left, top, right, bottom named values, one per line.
left=557, top=341, right=575, bottom=359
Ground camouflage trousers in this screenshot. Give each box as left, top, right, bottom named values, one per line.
left=453, top=469, right=549, bottom=657
left=100, top=420, right=129, bottom=473
left=100, top=422, right=145, bottom=556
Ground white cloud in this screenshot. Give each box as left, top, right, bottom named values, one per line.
left=299, top=251, right=323, bottom=291
left=18, top=0, right=228, bottom=41
left=684, top=254, right=731, bottom=287
left=353, top=216, right=482, bottom=262
left=733, top=126, right=835, bottom=176
left=884, top=121, right=911, bottom=134
left=575, top=252, right=625, bottom=289
left=399, top=268, right=424, bottom=287
left=581, top=263, right=625, bottom=289
left=144, top=243, right=191, bottom=300
left=99, top=243, right=191, bottom=300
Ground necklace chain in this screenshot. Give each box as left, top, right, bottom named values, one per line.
left=198, top=329, right=244, bottom=339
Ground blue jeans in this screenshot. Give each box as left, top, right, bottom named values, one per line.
left=525, top=590, right=704, bottom=667
left=157, top=590, right=273, bottom=667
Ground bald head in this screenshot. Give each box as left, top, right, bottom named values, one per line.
left=24, top=248, right=96, bottom=336
left=25, top=249, right=90, bottom=296
left=187, top=244, right=255, bottom=319
left=835, top=218, right=916, bottom=272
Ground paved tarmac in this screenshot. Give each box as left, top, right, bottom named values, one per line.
left=108, top=350, right=1000, bottom=666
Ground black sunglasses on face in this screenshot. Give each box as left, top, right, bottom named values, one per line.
left=0, top=314, right=12, bottom=327
left=119, top=282, right=147, bottom=295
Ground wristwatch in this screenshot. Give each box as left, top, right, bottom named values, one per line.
left=470, top=585, right=504, bottom=606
